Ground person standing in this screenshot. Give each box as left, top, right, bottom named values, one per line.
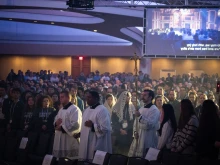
left=5, top=88, right=24, bottom=131
left=0, top=84, right=8, bottom=129
left=22, top=96, right=35, bottom=130
left=79, top=91, right=112, bottom=161
left=111, top=91, right=135, bottom=155
left=168, top=90, right=181, bottom=123
left=53, top=91, right=82, bottom=160
left=195, top=93, right=207, bottom=119
left=104, top=94, right=116, bottom=119
left=128, top=89, right=160, bottom=157
left=157, top=104, right=177, bottom=150
left=69, top=85, right=84, bottom=112
left=196, top=100, right=220, bottom=160
left=29, top=95, right=56, bottom=133
left=171, top=99, right=199, bottom=154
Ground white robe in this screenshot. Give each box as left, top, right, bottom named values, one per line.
left=128, top=105, right=160, bottom=157
left=53, top=104, right=82, bottom=159
left=79, top=105, right=112, bottom=161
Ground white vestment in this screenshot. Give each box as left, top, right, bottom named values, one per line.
left=128, top=105, right=160, bottom=157
left=79, top=105, right=112, bottom=161
left=53, top=104, right=82, bottom=159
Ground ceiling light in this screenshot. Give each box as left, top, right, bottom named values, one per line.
left=34, top=21, right=37, bottom=23
left=93, top=30, right=97, bottom=32
left=51, top=22, right=55, bottom=24
left=9, top=19, right=12, bottom=20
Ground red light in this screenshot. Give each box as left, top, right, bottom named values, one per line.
left=79, top=56, right=83, bottom=61
left=217, top=81, right=220, bottom=93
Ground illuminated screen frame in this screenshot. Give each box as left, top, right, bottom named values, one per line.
left=143, top=6, right=220, bottom=59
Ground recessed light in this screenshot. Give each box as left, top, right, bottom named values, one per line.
left=93, top=30, right=97, bottom=32
left=34, top=21, right=37, bottom=23
left=51, top=22, right=55, bottom=24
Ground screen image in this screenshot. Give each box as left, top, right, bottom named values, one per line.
left=145, top=8, right=220, bottom=56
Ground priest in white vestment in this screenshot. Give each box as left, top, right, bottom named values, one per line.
left=128, top=89, right=160, bottom=157
left=53, top=91, right=82, bottom=160
left=79, top=91, right=112, bottom=161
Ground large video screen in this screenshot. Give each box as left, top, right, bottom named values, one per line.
left=145, top=8, right=220, bottom=56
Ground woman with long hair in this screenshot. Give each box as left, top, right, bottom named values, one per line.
left=155, top=95, right=164, bottom=114
left=22, top=96, right=35, bottom=130
left=157, top=104, right=177, bottom=150
left=29, top=95, right=56, bottom=133
left=171, top=99, right=199, bottom=154
left=196, top=100, right=220, bottom=159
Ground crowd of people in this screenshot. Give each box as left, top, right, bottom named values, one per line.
left=148, top=28, right=220, bottom=41
left=147, top=28, right=220, bottom=55
left=0, top=68, right=220, bottom=161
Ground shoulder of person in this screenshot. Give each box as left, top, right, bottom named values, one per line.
left=188, top=115, right=199, bottom=126
left=98, top=105, right=109, bottom=113
left=77, top=96, right=83, bottom=101
left=167, top=120, right=173, bottom=127
left=151, top=105, right=160, bottom=111
left=69, top=104, right=80, bottom=110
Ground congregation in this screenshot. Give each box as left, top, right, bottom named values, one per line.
left=0, top=68, right=220, bottom=164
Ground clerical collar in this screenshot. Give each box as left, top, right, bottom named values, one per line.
left=63, top=102, right=72, bottom=109
left=144, top=103, right=153, bottom=108
left=90, top=102, right=100, bottom=109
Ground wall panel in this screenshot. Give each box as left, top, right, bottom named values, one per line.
left=151, top=59, right=220, bottom=80
left=0, top=56, right=71, bottom=80
left=91, top=57, right=140, bottom=74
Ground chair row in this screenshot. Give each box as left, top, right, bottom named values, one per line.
left=0, top=129, right=54, bottom=165
left=0, top=129, right=219, bottom=165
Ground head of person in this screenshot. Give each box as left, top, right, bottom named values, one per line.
left=198, top=100, right=220, bottom=136
left=179, top=99, right=195, bottom=129
left=41, top=95, right=53, bottom=108
left=180, top=87, right=187, bottom=98
left=201, top=100, right=218, bottom=119
left=86, top=91, right=100, bottom=106
left=199, top=93, right=207, bottom=105
left=105, top=94, right=114, bottom=107
left=156, top=86, right=164, bottom=95
left=120, top=83, right=127, bottom=92
left=77, top=87, right=84, bottom=98
left=59, top=91, right=71, bottom=106
left=188, top=92, right=197, bottom=104
left=125, top=92, right=132, bottom=104
left=208, top=93, right=215, bottom=102
left=168, top=90, right=177, bottom=101
left=51, top=93, right=59, bottom=103
left=24, top=91, right=33, bottom=101
left=27, top=96, right=35, bottom=108
left=69, top=85, right=78, bottom=97
left=164, top=82, right=172, bottom=92
left=155, top=95, right=164, bottom=108
left=47, top=86, right=55, bottom=95
left=141, top=89, right=154, bottom=104
left=158, top=104, right=177, bottom=136
left=12, top=88, right=21, bottom=101
left=0, top=84, right=7, bottom=97
left=107, top=87, right=113, bottom=94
